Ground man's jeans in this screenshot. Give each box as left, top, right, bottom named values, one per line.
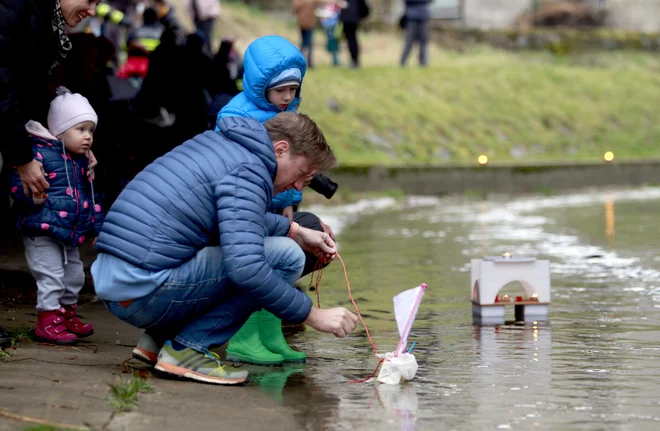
left=106, top=237, right=305, bottom=352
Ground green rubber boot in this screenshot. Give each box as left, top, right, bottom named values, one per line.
left=226, top=313, right=284, bottom=366
left=258, top=310, right=307, bottom=362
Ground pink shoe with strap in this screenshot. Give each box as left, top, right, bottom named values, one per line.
left=35, top=308, right=78, bottom=345
left=62, top=304, right=94, bottom=337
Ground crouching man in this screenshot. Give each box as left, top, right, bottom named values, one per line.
left=91, top=112, right=357, bottom=385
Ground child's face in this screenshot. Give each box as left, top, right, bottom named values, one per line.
left=267, top=85, right=298, bottom=111
left=60, top=121, right=95, bottom=155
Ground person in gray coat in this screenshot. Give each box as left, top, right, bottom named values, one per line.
left=400, top=0, right=432, bottom=67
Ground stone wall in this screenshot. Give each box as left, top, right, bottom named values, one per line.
left=326, top=161, right=660, bottom=195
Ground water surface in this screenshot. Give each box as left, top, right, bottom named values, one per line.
left=250, top=187, right=660, bottom=430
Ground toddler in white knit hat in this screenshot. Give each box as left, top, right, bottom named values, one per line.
left=8, top=87, right=104, bottom=345
left=47, top=86, right=98, bottom=159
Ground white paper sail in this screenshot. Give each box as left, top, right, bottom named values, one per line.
left=377, top=283, right=427, bottom=385
left=393, top=283, right=428, bottom=356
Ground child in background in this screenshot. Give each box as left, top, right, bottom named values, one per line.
left=215, top=35, right=309, bottom=365
left=9, top=87, right=105, bottom=345
left=317, top=1, right=345, bottom=66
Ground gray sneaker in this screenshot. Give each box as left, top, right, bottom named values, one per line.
left=132, top=332, right=161, bottom=366
left=155, top=341, right=249, bottom=385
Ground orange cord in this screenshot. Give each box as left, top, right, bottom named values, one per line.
left=309, top=253, right=384, bottom=383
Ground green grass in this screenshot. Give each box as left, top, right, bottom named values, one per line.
left=9, top=325, right=34, bottom=346
left=178, top=1, right=660, bottom=166
left=106, top=373, right=153, bottom=412
left=1, top=325, right=34, bottom=356
left=300, top=52, right=660, bottom=166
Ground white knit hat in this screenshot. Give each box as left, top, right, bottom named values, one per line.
left=47, top=87, right=98, bottom=137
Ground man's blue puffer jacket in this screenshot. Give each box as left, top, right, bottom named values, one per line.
left=95, top=117, right=313, bottom=323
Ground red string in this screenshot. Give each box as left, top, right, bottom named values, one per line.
left=309, top=259, right=323, bottom=308
left=309, top=253, right=384, bottom=383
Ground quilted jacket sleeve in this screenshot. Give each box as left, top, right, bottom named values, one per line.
left=215, top=164, right=312, bottom=323
left=264, top=212, right=291, bottom=236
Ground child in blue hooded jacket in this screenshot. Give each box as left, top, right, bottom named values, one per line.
left=9, top=87, right=104, bottom=345
left=215, top=35, right=309, bottom=365
left=217, top=35, right=306, bottom=219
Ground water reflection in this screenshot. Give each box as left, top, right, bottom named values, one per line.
left=471, top=322, right=552, bottom=429
left=604, top=194, right=615, bottom=246
left=371, top=384, right=419, bottom=431
left=286, top=187, right=660, bottom=430
left=251, top=363, right=307, bottom=403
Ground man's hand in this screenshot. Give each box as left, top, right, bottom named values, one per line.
left=282, top=206, right=294, bottom=221
left=294, top=226, right=336, bottom=263
left=88, top=150, right=98, bottom=169
left=320, top=220, right=334, bottom=241
left=304, top=307, right=358, bottom=338
left=87, top=150, right=97, bottom=179
left=17, top=159, right=49, bottom=195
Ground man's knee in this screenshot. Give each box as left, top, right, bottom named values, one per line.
left=265, top=237, right=306, bottom=282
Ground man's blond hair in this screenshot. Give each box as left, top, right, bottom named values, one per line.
left=265, top=112, right=337, bottom=172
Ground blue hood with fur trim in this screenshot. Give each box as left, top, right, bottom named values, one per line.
left=216, top=35, right=307, bottom=123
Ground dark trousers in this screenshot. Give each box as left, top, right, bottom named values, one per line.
left=400, top=19, right=429, bottom=66
left=300, top=29, right=314, bottom=68
left=293, top=211, right=329, bottom=277
left=195, top=18, right=215, bottom=53
left=342, top=23, right=359, bottom=67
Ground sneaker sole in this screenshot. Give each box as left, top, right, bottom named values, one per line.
left=225, top=352, right=284, bottom=366
left=132, top=347, right=158, bottom=366
left=154, top=362, right=248, bottom=385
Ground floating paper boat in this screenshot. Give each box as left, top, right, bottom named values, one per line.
left=377, top=283, right=427, bottom=385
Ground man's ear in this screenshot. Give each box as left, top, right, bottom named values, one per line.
left=273, top=140, right=290, bottom=158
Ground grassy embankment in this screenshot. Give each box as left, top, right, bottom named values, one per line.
left=205, top=2, right=660, bottom=167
